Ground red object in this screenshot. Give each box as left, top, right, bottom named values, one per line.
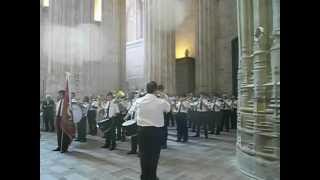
left=60, top=76, right=75, bottom=140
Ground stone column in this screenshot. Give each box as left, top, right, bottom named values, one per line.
left=195, top=0, right=216, bottom=94
left=236, top=0, right=280, bottom=179
left=144, top=0, right=176, bottom=95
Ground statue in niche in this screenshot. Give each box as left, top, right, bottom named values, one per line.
left=254, top=26, right=264, bottom=42
left=184, top=49, right=189, bottom=58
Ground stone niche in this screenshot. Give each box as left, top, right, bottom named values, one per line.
left=175, top=57, right=195, bottom=96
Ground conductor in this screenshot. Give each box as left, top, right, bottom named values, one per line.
left=135, top=81, right=171, bottom=180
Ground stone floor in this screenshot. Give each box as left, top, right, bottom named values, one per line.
left=40, top=127, right=251, bottom=180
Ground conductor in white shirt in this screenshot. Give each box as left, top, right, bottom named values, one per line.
left=135, top=81, right=171, bottom=180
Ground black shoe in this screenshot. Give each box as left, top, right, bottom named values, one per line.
left=127, top=151, right=137, bottom=155
left=79, top=139, right=87, bottom=143
left=182, top=139, right=188, bottom=143
left=192, top=135, right=199, bottom=137
left=101, top=144, right=110, bottom=148
left=60, top=150, right=68, bottom=153
left=109, top=146, right=116, bottom=151
left=52, top=147, right=60, bottom=151
left=75, top=139, right=80, bottom=142
left=176, top=139, right=181, bottom=142
left=209, top=131, right=215, bottom=134
left=215, top=132, right=220, bottom=135
left=161, top=145, right=167, bottom=149
left=205, top=136, right=208, bottom=139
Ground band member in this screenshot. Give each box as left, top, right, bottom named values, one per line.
left=75, top=96, right=89, bottom=142
left=124, top=92, right=140, bottom=155
left=213, top=98, right=223, bottom=135
left=221, top=95, right=232, bottom=132
left=53, top=90, right=71, bottom=153
left=87, top=96, right=98, bottom=135
left=193, top=93, right=209, bottom=138
left=157, top=85, right=170, bottom=149
left=101, top=92, right=120, bottom=150
left=116, top=98, right=127, bottom=142
left=42, top=95, right=55, bottom=132
left=230, top=96, right=237, bottom=129
left=175, top=95, right=190, bottom=142
left=136, top=81, right=171, bottom=180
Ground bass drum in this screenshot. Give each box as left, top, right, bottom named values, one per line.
left=72, top=103, right=83, bottom=123
left=122, top=119, right=137, bottom=136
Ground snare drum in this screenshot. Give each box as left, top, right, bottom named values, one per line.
left=97, top=118, right=114, bottom=133
left=122, top=119, right=137, bottom=136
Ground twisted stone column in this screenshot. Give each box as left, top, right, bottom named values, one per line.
left=236, top=0, right=280, bottom=179
left=144, top=0, right=176, bottom=94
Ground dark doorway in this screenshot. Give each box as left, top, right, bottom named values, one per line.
left=231, top=37, right=239, bottom=97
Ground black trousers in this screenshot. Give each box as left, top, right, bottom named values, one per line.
left=161, top=113, right=169, bottom=147
left=77, top=116, right=87, bottom=141
left=231, top=109, right=237, bottom=129
left=138, top=126, right=162, bottom=180
left=168, top=112, right=175, bottom=127
left=87, top=110, right=97, bottom=135
left=131, top=135, right=138, bottom=152
left=56, top=117, right=71, bottom=151
left=214, top=112, right=223, bottom=134
left=43, top=113, right=55, bottom=131
left=104, top=118, right=116, bottom=147
left=176, top=112, right=188, bottom=141
left=208, top=112, right=216, bottom=134
left=115, top=115, right=125, bottom=141
left=221, top=110, right=231, bottom=132
left=195, top=112, right=209, bottom=137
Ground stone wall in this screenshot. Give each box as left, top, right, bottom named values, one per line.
left=126, top=39, right=145, bottom=90
left=40, top=0, right=126, bottom=98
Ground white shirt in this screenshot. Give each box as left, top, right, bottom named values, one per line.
left=196, top=98, right=210, bottom=112
left=133, top=94, right=171, bottom=127
left=104, top=100, right=120, bottom=118
left=55, top=99, right=64, bottom=116
left=175, top=101, right=190, bottom=113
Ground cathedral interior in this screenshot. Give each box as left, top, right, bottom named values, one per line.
left=40, top=0, right=280, bottom=180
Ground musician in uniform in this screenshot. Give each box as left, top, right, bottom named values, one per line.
left=157, top=85, right=170, bottom=149
left=193, top=93, right=209, bottom=138
left=220, top=95, right=232, bottom=132
left=230, top=96, right=237, bottom=129
left=87, top=96, right=98, bottom=135
left=123, top=92, right=138, bottom=155
left=135, top=81, right=171, bottom=180
left=101, top=92, right=120, bottom=150
left=53, top=90, right=71, bottom=153
left=213, top=98, right=223, bottom=135
left=175, top=95, right=190, bottom=142
left=42, top=95, right=55, bottom=132
left=75, top=96, right=89, bottom=142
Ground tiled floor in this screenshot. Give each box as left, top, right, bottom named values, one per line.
left=40, top=128, right=251, bottom=180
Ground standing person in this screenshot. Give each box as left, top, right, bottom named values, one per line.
left=75, top=96, right=89, bottom=142
left=175, top=95, right=190, bottom=142
left=135, top=81, right=170, bottom=180
left=220, top=95, right=232, bottom=132
left=101, top=92, right=120, bottom=151
left=42, top=95, right=55, bottom=132
left=88, top=96, right=98, bottom=135
left=213, top=98, right=223, bottom=135
left=157, top=85, right=170, bottom=149
left=52, top=90, right=74, bottom=153
left=230, top=96, right=238, bottom=129
left=193, top=93, right=209, bottom=138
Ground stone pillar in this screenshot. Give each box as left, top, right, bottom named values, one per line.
left=195, top=0, right=216, bottom=94
left=236, top=0, right=280, bottom=179
left=144, top=0, right=176, bottom=95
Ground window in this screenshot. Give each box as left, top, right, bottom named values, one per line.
left=43, top=0, right=49, bottom=7
left=94, top=0, right=102, bottom=22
